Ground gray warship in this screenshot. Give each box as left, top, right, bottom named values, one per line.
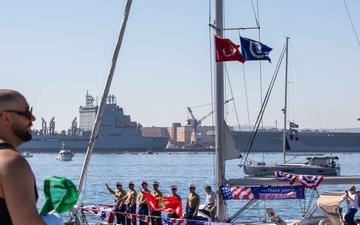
left=19, top=92, right=168, bottom=153
left=231, top=129, right=360, bottom=153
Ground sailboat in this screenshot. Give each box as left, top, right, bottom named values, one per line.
left=211, top=2, right=360, bottom=224
left=239, top=37, right=340, bottom=177
left=62, top=1, right=357, bottom=224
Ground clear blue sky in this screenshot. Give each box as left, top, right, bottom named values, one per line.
left=1, top=0, right=359, bottom=131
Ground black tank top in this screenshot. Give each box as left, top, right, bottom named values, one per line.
left=0, top=143, right=39, bottom=225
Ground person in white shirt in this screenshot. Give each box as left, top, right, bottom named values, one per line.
left=342, top=185, right=359, bottom=225
left=199, top=186, right=216, bottom=220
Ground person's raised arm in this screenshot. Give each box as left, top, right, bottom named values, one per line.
left=106, top=183, right=115, bottom=194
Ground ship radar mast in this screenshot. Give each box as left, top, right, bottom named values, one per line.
left=107, top=94, right=117, bottom=104
left=85, top=90, right=95, bottom=107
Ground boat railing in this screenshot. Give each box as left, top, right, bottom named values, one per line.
left=286, top=152, right=324, bottom=156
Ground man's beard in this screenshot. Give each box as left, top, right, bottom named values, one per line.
left=12, top=122, right=32, bottom=142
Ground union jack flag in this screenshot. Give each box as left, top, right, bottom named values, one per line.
left=221, top=186, right=254, bottom=200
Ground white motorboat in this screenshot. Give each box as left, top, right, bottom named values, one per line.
left=56, top=144, right=74, bottom=161
left=21, top=151, right=33, bottom=158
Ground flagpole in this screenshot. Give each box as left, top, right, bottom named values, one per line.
left=214, top=0, right=227, bottom=222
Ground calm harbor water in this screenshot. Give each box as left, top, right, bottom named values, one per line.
left=28, top=152, right=360, bottom=223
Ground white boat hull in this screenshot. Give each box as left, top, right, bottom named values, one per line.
left=56, top=149, right=74, bottom=161
left=56, top=154, right=74, bottom=161
left=241, top=155, right=341, bottom=177
left=242, top=163, right=340, bottom=177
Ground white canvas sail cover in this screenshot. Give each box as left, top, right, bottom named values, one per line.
left=317, top=192, right=345, bottom=225
left=224, top=120, right=241, bottom=160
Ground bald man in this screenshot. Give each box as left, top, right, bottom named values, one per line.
left=0, top=89, right=63, bottom=225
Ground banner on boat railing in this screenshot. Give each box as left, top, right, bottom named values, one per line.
left=162, top=218, right=233, bottom=225
left=81, top=205, right=234, bottom=225
left=221, top=185, right=305, bottom=200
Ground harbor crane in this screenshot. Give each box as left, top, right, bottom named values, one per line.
left=186, top=98, right=234, bottom=148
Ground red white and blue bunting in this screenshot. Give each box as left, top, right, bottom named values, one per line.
left=273, top=171, right=297, bottom=185
left=298, top=175, right=323, bottom=189
left=273, top=172, right=323, bottom=189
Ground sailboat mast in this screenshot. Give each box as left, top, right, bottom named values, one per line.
left=282, top=37, right=289, bottom=163
left=214, top=0, right=227, bottom=221
left=77, top=0, right=133, bottom=195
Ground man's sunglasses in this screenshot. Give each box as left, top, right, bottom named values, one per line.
left=4, top=107, right=33, bottom=120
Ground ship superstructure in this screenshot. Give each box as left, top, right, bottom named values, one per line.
left=19, top=92, right=168, bottom=153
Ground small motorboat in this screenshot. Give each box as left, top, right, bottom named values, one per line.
left=22, top=151, right=33, bottom=158
left=56, top=143, right=74, bottom=161
left=143, top=150, right=153, bottom=154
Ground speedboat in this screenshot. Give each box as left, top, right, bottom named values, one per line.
left=56, top=143, right=74, bottom=161
left=21, top=151, right=33, bottom=158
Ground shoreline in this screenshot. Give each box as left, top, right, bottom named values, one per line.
left=18, top=147, right=360, bottom=154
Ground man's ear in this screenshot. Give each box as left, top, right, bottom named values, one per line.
left=0, top=112, right=11, bottom=126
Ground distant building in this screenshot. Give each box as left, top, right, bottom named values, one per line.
left=142, top=123, right=233, bottom=148
left=167, top=123, right=181, bottom=144
left=174, top=125, right=193, bottom=146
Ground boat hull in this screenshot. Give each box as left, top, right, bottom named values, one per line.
left=19, top=135, right=168, bottom=153
left=56, top=155, right=74, bottom=161
left=242, top=164, right=340, bottom=177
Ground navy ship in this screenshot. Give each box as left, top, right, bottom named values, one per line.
left=231, top=129, right=360, bottom=153
left=19, top=92, right=168, bottom=153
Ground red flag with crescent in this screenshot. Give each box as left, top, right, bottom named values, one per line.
left=215, top=35, right=245, bottom=63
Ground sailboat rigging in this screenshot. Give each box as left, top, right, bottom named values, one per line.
left=63, top=1, right=358, bottom=224
left=67, top=0, right=133, bottom=223
left=239, top=37, right=341, bottom=177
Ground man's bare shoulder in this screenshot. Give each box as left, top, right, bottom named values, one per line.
left=0, top=149, right=31, bottom=178
left=0, top=149, right=33, bottom=198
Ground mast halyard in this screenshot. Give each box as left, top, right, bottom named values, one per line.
left=282, top=37, right=290, bottom=164
left=214, top=0, right=227, bottom=222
